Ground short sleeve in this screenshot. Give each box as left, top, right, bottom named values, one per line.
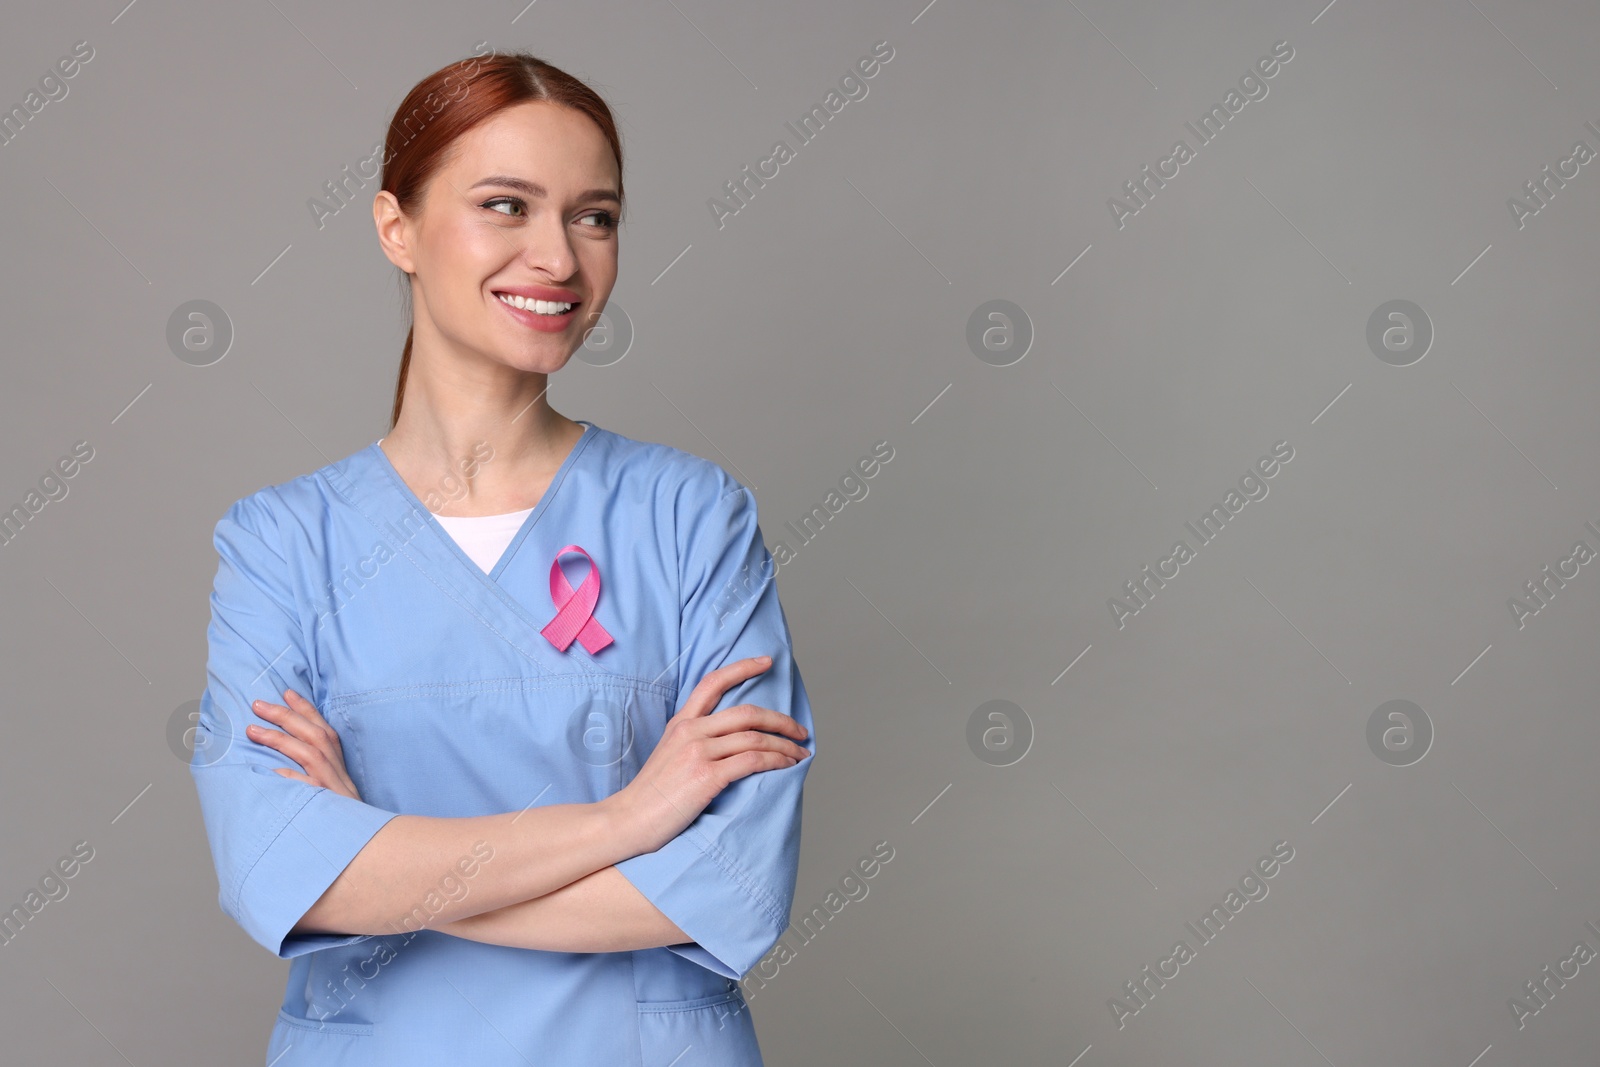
left=189, top=493, right=399, bottom=959
left=615, top=468, right=817, bottom=980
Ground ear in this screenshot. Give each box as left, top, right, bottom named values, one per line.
left=373, top=189, right=417, bottom=274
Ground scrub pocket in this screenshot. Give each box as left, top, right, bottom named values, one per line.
left=637, top=988, right=764, bottom=1066
left=266, top=1007, right=373, bottom=1066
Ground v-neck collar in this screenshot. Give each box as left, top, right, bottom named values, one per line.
left=323, top=420, right=605, bottom=678
left=370, top=419, right=597, bottom=584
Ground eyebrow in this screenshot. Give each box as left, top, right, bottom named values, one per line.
left=469, top=175, right=620, bottom=204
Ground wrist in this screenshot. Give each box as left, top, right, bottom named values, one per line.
left=595, top=791, right=652, bottom=862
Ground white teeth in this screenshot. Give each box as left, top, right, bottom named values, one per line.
left=498, top=293, right=573, bottom=315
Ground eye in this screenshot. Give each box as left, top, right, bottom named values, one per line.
left=482, top=197, right=524, bottom=217
left=578, top=210, right=617, bottom=230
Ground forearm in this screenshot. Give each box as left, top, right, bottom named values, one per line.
left=435, top=866, right=693, bottom=953
left=292, top=796, right=645, bottom=938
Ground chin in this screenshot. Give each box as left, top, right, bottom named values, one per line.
left=496, top=346, right=577, bottom=376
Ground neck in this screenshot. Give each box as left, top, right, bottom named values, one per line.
left=380, top=334, right=585, bottom=511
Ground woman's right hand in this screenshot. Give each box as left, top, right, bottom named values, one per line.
left=610, top=655, right=811, bottom=856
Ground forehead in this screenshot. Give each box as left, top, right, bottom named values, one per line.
left=443, top=100, right=618, bottom=189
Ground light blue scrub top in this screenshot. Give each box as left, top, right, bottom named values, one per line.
left=189, top=420, right=816, bottom=1066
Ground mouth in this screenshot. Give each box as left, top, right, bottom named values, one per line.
left=494, top=292, right=579, bottom=316
left=493, top=291, right=581, bottom=332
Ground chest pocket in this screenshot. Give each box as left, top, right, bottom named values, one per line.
left=326, top=675, right=678, bottom=819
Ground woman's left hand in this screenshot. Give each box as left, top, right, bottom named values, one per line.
left=245, top=690, right=363, bottom=803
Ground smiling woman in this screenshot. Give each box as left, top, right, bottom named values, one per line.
left=189, top=49, right=815, bottom=1067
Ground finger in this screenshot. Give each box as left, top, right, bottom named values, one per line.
left=682, top=657, right=771, bottom=717
left=272, top=766, right=319, bottom=788
left=675, top=657, right=772, bottom=721
left=246, top=723, right=336, bottom=782
left=246, top=722, right=309, bottom=765
left=255, top=698, right=335, bottom=752
left=702, top=729, right=811, bottom=764
left=283, top=689, right=328, bottom=726
left=253, top=699, right=311, bottom=736
left=696, top=704, right=809, bottom=741
left=283, top=690, right=343, bottom=751
left=720, top=749, right=804, bottom=781
left=253, top=703, right=353, bottom=795
left=741, top=706, right=809, bottom=741
left=704, top=733, right=810, bottom=764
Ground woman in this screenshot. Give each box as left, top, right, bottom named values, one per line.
left=189, top=49, right=815, bottom=1066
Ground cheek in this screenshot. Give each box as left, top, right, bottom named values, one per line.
left=427, top=221, right=517, bottom=306
left=575, top=239, right=618, bottom=294
left=461, top=223, right=517, bottom=276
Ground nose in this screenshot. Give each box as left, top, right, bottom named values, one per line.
left=513, top=215, right=578, bottom=281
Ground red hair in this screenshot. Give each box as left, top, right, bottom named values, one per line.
left=379, top=50, right=624, bottom=430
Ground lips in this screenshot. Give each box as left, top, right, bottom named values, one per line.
left=492, top=284, right=581, bottom=303
left=492, top=290, right=582, bottom=333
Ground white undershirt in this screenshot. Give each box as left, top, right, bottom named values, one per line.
left=431, top=507, right=535, bottom=573
left=378, top=438, right=533, bottom=574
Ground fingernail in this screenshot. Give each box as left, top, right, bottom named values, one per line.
left=759, top=655, right=772, bottom=664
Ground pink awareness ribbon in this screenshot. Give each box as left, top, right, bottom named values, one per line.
left=540, top=544, right=614, bottom=654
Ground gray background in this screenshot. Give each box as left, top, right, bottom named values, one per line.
left=1, top=0, right=1596, bottom=1063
